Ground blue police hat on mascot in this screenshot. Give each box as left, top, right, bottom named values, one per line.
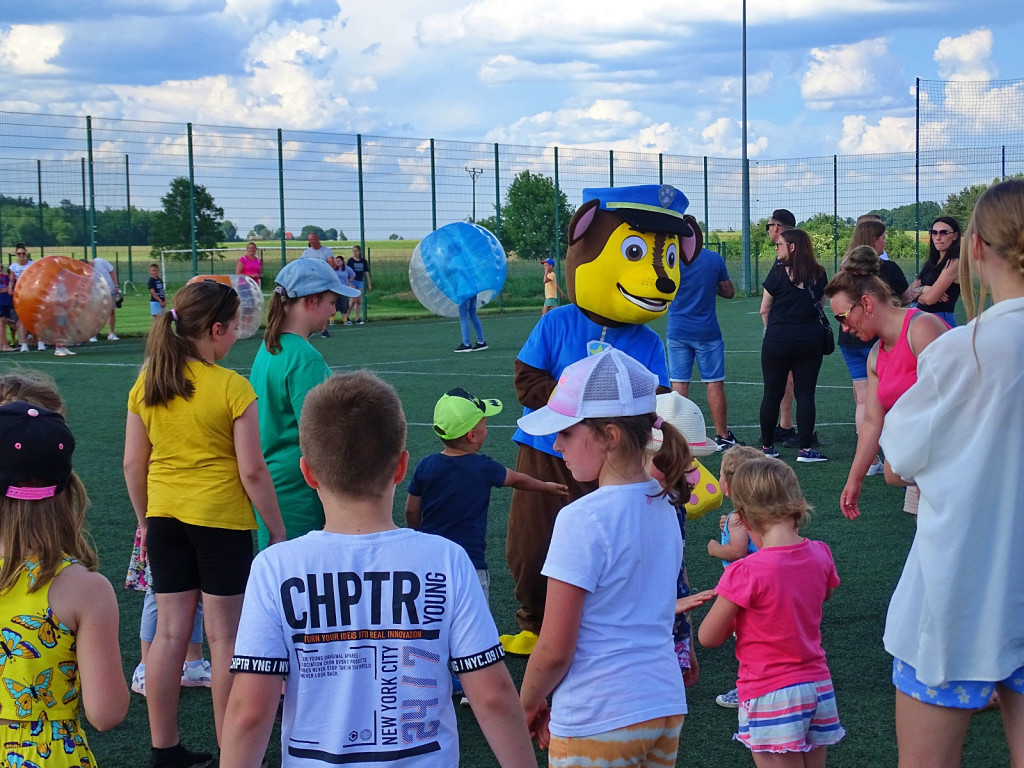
left=582, top=185, right=692, bottom=237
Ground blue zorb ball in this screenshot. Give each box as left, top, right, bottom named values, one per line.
left=409, top=222, right=507, bottom=318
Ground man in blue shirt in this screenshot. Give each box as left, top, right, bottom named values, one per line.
left=666, top=246, right=741, bottom=450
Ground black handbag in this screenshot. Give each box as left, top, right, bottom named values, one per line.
left=807, top=286, right=835, bottom=355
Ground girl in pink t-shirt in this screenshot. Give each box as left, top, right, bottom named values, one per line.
left=699, top=457, right=844, bottom=766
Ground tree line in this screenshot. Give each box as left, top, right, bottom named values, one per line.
left=1, top=172, right=1007, bottom=262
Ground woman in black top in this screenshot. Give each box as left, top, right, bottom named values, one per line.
left=759, top=228, right=829, bottom=462
left=911, top=216, right=961, bottom=327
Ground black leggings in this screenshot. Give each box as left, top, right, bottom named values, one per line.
left=760, top=336, right=824, bottom=449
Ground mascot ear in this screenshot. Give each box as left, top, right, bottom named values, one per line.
left=682, top=214, right=704, bottom=265
left=568, top=199, right=601, bottom=245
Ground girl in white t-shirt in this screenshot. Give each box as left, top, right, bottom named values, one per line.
left=517, top=348, right=694, bottom=767
left=698, top=457, right=844, bottom=766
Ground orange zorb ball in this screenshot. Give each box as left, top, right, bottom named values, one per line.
left=13, top=256, right=113, bottom=345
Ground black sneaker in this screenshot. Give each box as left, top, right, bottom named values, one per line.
left=453, top=344, right=473, bottom=353
left=774, top=426, right=797, bottom=442
left=148, top=743, right=213, bottom=768
left=472, top=341, right=488, bottom=351
left=714, top=431, right=744, bottom=451
left=797, top=448, right=828, bottom=463
left=321, top=330, right=330, bottom=339
left=762, top=445, right=780, bottom=458
left=784, top=431, right=819, bottom=449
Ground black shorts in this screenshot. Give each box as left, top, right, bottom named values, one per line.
left=0, top=305, right=13, bottom=320
left=335, top=296, right=350, bottom=313
left=146, top=516, right=254, bottom=596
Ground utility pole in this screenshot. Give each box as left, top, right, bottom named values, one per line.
left=465, top=167, right=484, bottom=222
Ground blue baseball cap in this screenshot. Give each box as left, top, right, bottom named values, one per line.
left=582, top=184, right=692, bottom=236
left=275, top=258, right=359, bottom=299
left=542, top=258, right=554, bottom=266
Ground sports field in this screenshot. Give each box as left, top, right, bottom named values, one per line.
left=2, top=297, right=1008, bottom=767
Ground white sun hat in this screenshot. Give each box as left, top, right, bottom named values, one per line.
left=649, top=392, right=715, bottom=457
left=516, top=348, right=658, bottom=436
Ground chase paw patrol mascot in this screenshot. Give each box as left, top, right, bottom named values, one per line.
left=500, top=185, right=703, bottom=656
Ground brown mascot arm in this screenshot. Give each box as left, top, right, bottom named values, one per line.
left=515, top=360, right=558, bottom=410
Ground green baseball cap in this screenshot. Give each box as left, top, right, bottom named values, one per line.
left=433, top=388, right=502, bottom=440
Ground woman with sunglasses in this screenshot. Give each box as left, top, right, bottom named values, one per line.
left=124, top=280, right=285, bottom=768
left=824, top=246, right=947, bottom=520
left=911, top=216, right=961, bottom=326
left=758, top=228, right=829, bottom=461
left=879, top=179, right=1024, bottom=768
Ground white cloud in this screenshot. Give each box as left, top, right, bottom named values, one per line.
left=933, top=28, right=993, bottom=81
left=801, top=37, right=904, bottom=110
left=0, top=24, right=65, bottom=74
left=478, top=55, right=596, bottom=85
left=838, top=114, right=915, bottom=154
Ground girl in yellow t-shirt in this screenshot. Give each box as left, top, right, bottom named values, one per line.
left=0, top=399, right=130, bottom=766
left=124, top=280, right=285, bottom=768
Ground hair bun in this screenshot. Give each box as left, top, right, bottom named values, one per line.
left=842, top=245, right=881, bottom=276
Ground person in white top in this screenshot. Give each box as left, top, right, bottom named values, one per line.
left=8, top=243, right=44, bottom=351
left=879, top=178, right=1024, bottom=768
left=299, top=232, right=338, bottom=270
left=89, top=255, right=121, bottom=341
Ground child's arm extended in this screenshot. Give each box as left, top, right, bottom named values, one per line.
left=707, top=514, right=749, bottom=562
left=697, top=594, right=741, bottom=649
left=52, top=566, right=130, bottom=732
left=519, top=579, right=585, bottom=749
left=459, top=664, right=538, bottom=767
left=234, top=402, right=286, bottom=545
left=123, top=412, right=152, bottom=554
left=504, top=469, right=568, bottom=497
left=220, top=673, right=282, bottom=768
left=404, top=494, right=422, bottom=529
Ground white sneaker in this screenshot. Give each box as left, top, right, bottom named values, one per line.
left=181, top=658, right=212, bottom=688
left=36, top=341, right=46, bottom=351
left=54, top=347, right=75, bottom=357
left=88, top=337, right=98, bottom=343
left=866, top=457, right=885, bottom=476
left=131, top=663, right=146, bottom=696
left=19, top=343, right=29, bottom=353
left=107, top=333, right=120, bottom=341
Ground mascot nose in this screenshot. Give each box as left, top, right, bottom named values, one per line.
left=656, top=276, right=676, bottom=294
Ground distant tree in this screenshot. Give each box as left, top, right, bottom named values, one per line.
left=323, top=228, right=338, bottom=241
left=388, top=233, right=404, bottom=240
left=219, top=220, right=239, bottom=242
left=337, top=229, right=348, bottom=241
left=250, top=224, right=272, bottom=240
left=300, top=225, right=325, bottom=239
left=149, top=177, right=224, bottom=259
left=799, top=212, right=853, bottom=266
left=477, top=171, right=574, bottom=260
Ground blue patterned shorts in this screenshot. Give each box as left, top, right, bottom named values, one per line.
left=892, top=658, right=1024, bottom=709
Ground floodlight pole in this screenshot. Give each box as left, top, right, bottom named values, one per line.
left=466, top=167, right=484, bottom=222
left=740, top=0, right=751, bottom=293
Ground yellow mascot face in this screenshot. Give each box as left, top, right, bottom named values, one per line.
left=572, top=223, right=681, bottom=325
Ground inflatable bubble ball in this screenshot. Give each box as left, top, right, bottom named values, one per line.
left=409, top=222, right=507, bottom=318
left=186, top=274, right=264, bottom=339
left=12, top=256, right=113, bottom=345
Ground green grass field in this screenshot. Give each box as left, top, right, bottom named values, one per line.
left=1, top=297, right=1009, bottom=767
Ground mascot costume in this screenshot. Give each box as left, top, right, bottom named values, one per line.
left=502, top=184, right=721, bottom=655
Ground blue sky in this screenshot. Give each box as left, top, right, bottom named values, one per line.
left=2, top=0, right=1023, bottom=160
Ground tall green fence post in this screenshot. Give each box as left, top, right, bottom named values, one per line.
left=36, top=160, right=44, bottom=257
left=430, top=139, right=437, bottom=231
left=125, top=154, right=133, bottom=282
left=357, top=134, right=367, bottom=322
left=494, top=143, right=501, bottom=240
left=80, top=159, right=87, bottom=260
left=187, top=123, right=198, bottom=275
left=703, top=156, right=710, bottom=234
left=832, top=155, right=838, bottom=272
left=658, top=153, right=664, bottom=185
left=609, top=150, right=614, bottom=187
left=554, top=146, right=561, bottom=297
left=277, top=128, right=286, bottom=268
left=86, top=117, right=97, bottom=260
left=914, top=77, right=921, bottom=274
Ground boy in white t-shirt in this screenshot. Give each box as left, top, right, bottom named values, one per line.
left=220, top=372, right=536, bottom=768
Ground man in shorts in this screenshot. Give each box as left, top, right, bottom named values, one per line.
left=89, top=255, right=121, bottom=341
left=666, top=246, right=742, bottom=449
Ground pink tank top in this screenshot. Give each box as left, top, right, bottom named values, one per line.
left=875, top=309, right=922, bottom=412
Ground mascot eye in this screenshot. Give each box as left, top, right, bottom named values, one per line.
left=666, top=242, right=678, bottom=269
left=621, top=236, right=647, bottom=262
